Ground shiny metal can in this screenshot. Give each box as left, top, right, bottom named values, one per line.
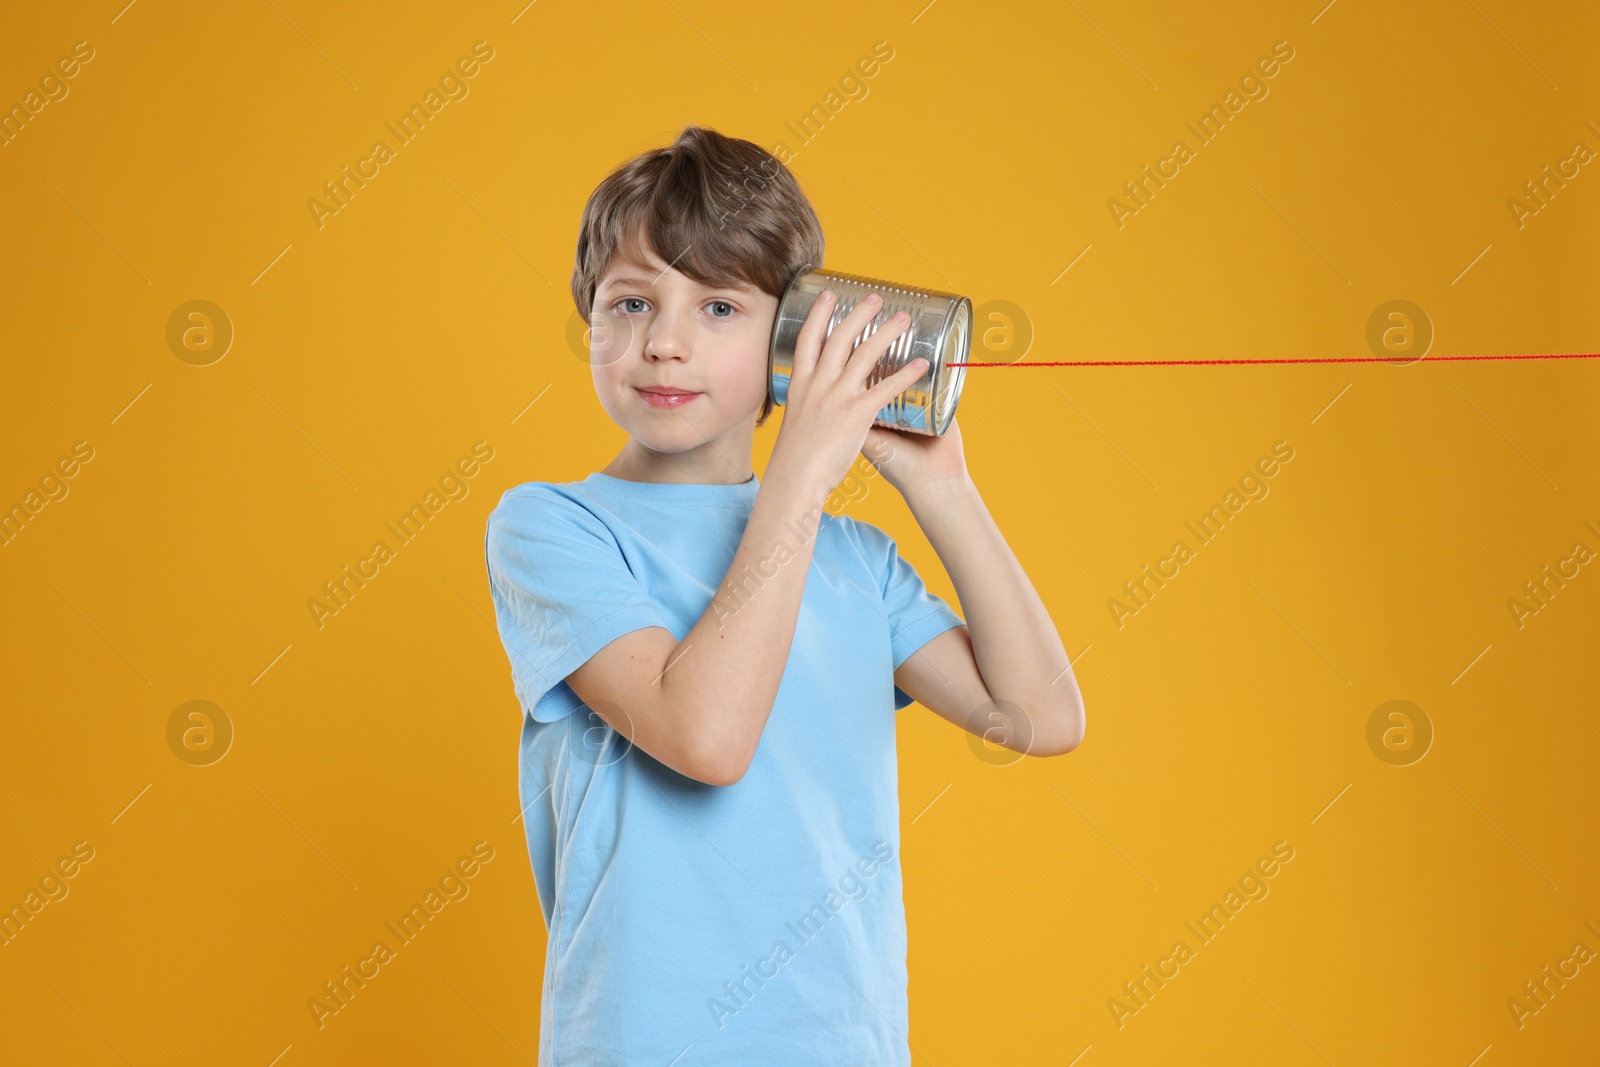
left=767, top=264, right=971, bottom=436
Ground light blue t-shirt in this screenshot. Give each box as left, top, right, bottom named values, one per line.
left=483, top=470, right=966, bottom=1066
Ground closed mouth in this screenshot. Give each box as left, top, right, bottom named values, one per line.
left=635, top=387, right=702, bottom=408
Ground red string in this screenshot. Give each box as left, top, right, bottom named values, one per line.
left=948, top=352, right=1600, bottom=368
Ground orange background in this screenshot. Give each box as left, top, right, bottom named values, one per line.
left=2, top=1, right=1597, bottom=1063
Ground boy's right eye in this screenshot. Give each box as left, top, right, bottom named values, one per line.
left=615, top=298, right=648, bottom=314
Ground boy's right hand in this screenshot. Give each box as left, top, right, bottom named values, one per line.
left=767, top=289, right=928, bottom=500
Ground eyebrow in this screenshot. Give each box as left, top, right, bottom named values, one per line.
left=597, top=273, right=756, bottom=294
left=598, top=274, right=664, bottom=291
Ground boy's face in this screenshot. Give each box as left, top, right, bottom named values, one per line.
left=590, top=236, right=778, bottom=473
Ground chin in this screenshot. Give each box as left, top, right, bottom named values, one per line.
left=632, top=433, right=697, bottom=456
left=618, top=419, right=714, bottom=454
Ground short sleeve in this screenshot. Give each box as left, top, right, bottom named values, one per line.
left=484, top=487, right=670, bottom=722
left=843, top=517, right=966, bottom=711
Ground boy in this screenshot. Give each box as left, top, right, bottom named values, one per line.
left=484, top=125, right=1085, bottom=1065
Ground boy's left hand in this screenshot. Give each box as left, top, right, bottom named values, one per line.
left=862, top=415, right=970, bottom=500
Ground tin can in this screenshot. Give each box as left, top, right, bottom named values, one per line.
left=767, top=264, right=971, bottom=436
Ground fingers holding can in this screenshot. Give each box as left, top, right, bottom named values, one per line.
left=790, top=287, right=836, bottom=383
left=864, top=353, right=928, bottom=410
left=819, top=291, right=891, bottom=378
left=846, top=308, right=915, bottom=389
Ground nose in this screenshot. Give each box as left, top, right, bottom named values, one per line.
left=643, top=306, right=690, bottom=362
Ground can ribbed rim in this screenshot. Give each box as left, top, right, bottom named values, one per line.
left=932, top=298, right=972, bottom=435
left=766, top=262, right=815, bottom=407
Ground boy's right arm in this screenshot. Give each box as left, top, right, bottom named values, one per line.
left=565, top=291, right=928, bottom=786
left=564, top=464, right=833, bottom=786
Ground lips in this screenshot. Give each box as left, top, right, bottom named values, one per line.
left=636, top=387, right=701, bottom=408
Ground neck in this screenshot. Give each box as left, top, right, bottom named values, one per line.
left=603, top=433, right=755, bottom=485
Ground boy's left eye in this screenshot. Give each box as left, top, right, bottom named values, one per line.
left=613, top=298, right=736, bottom=318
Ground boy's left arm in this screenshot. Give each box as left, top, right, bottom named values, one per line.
left=867, top=420, right=1086, bottom=757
